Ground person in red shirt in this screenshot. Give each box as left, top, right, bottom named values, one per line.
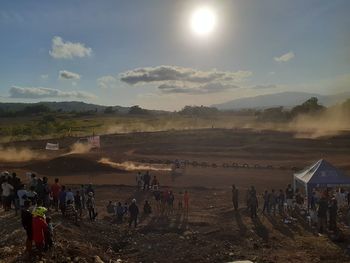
left=51, top=178, right=61, bottom=211
left=32, top=207, right=48, bottom=252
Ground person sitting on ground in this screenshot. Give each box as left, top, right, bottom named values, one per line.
left=128, top=199, right=139, bottom=228
left=143, top=200, right=152, bottom=215
left=107, top=201, right=115, bottom=214
left=21, top=200, right=33, bottom=254
left=32, top=206, right=48, bottom=254
left=151, top=176, right=159, bottom=190
left=65, top=199, right=78, bottom=224
left=74, top=190, right=83, bottom=217
left=45, top=216, right=54, bottom=250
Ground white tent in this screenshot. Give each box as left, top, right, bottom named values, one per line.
left=293, top=159, right=350, bottom=198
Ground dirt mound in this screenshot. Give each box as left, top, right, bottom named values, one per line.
left=26, top=155, right=125, bottom=175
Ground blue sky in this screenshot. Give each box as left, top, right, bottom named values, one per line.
left=0, top=0, right=349, bottom=110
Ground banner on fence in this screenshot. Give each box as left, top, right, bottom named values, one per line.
left=88, top=136, right=100, bottom=148
left=45, top=143, right=59, bottom=150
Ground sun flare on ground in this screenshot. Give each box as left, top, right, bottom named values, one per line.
left=190, top=6, right=216, bottom=36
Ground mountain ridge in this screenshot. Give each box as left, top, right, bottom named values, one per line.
left=212, top=91, right=350, bottom=110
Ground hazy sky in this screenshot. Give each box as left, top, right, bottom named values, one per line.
left=0, top=0, right=349, bottom=110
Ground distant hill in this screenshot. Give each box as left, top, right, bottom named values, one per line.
left=0, top=101, right=130, bottom=113
left=212, top=91, right=350, bottom=110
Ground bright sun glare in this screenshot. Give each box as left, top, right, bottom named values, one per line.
left=190, top=7, right=216, bottom=36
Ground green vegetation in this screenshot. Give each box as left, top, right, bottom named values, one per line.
left=0, top=98, right=349, bottom=142
left=257, top=97, right=327, bottom=122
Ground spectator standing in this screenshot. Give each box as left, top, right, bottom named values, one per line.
left=128, top=199, right=139, bottom=228
left=21, top=200, right=33, bottom=254
left=317, top=194, right=328, bottom=234
left=1, top=179, right=14, bottom=211
left=231, top=184, right=239, bottom=211
left=51, top=178, right=61, bottom=211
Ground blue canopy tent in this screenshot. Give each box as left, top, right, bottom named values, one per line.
left=293, top=159, right=350, bottom=199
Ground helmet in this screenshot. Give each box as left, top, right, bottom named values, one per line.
left=132, top=198, right=136, bottom=203
left=88, top=192, right=94, bottom=197
left=32, top=206, right=47, bottom=218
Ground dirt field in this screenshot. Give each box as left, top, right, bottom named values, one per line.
left=1, top=128, right=350, bottom=262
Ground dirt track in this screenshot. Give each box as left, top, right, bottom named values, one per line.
left=1, top=128, right=350, bottom=262
left=2, top=128, right=350, bottom=190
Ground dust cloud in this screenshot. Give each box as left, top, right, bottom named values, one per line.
left=98, top=158, right=172, bottom=171
left=0, top=147, right=45, bottom=162
left=65, top=143, right=92, bottom=155
left=289, top=106, right=350, bottom=138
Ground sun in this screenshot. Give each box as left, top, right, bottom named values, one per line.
left=190, top=7, right=216, bottom=36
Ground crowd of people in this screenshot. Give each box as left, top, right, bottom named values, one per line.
left=232, top=183, right=350, bottom=235
left=0, top=170, right=99, bottom=256
left=5, top=166, right=350, bottom=258
left=104, top=171, right=190, bottom=228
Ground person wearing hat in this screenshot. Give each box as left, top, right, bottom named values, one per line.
left=128, top=199, right=139, bottom=228
left=32, top=206, right=48, bottom=252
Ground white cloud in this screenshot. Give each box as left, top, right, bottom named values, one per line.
left=49, top=36, right=92, bottom=59
left=9, top=86, right=95, bottom=99
left=119, top=65, right=252, bottom=95
left=97, top=75, right=117, bottom=89
left=59, top=70, right=81, bottom=80
left=274, top=51, right=295, bottom=62
left=120, top=65, right=252, bottom=84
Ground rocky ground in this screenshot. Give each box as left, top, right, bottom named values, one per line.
left=1, top=185, right=350, bottom=263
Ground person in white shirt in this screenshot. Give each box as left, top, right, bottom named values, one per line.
left=1, top=179, right=14, bottom=211
left=17, top=184, right=28, bottom=208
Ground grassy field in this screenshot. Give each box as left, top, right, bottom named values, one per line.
left=0, top=113, right=256, bottom=143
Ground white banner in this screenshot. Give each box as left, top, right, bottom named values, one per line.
left=88, top=136, right=100, bottom=148
left=46, top=143, right=59, bottom=150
